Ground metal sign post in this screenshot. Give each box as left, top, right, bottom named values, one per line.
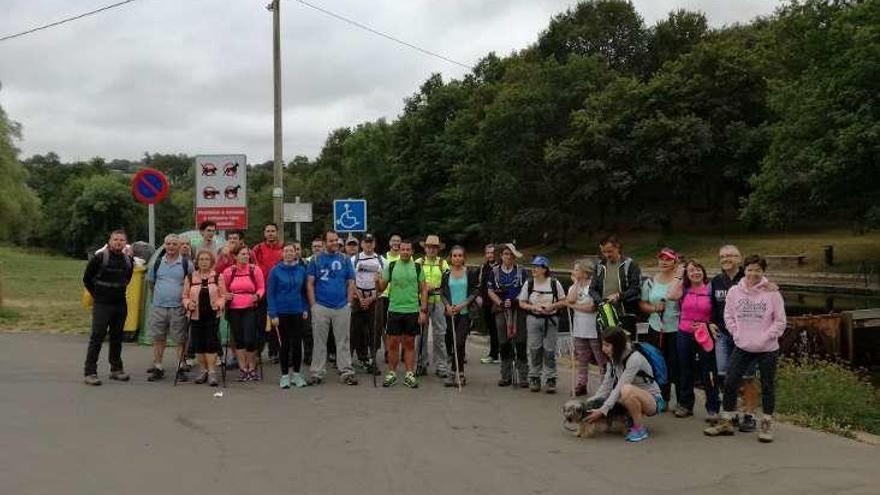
left=283, top=196, right=313, bottom=242
left=148, top=204, right=155, bottom=248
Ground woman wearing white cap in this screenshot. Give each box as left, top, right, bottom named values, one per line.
left=518, top=255, right=566, bottom=393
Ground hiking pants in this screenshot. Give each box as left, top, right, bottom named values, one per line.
left=723, top=348, right=778, bottom=416
left=444, top=313, right=469, bottom=373
left=278, top=314, right=307, bottom=375
left=418, top=301, right=448, bottom=373
left=483, top=303, right=499, bottom=360
left=526, top=314, right=558, bottom=382
left=84, top=301, right=127, bottom=376
left=676, top=331, right=720, bottom=414
left=351, top=298, right=378, bottom=363
left=309, top=304, right=353, bottom=378
left=495, top=308, right=527, bottom=382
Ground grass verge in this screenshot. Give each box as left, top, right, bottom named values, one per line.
left=777, top=357, right=880, bottom=437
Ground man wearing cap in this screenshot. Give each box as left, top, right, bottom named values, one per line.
left=416, top=235, right=450, bottom=377
left=589, top=235, right=642, bottom=332
left=351, top=234, right=384, bottom=372
left=344, top=235, right=360, bottom=260
left=487, top=243, right=530, bottom=387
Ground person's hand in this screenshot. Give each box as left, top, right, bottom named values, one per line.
left=476, top=296, right=483, bottom=308
left=224, top=293, right=233, bottom=301
left=708, top=323, right=719, bottom=339
left=251, top=294, right=259, bottom=304
left=504, top=299, right=512, bottom=309
left=606, top=293, right=620, bottom=304
left=271, top=317, right=279, bottom=327
left=655, top=301, right=666, bottom=314
left=418, top=311, right=427, bottom=326
left=445, top=305, right=454, bottom=317
left=302, top=312, right=309, bottom=320
left=586, top=410, right=604, bottom=423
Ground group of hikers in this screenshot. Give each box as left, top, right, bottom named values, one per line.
left=82, top=224, right=786, bottom=443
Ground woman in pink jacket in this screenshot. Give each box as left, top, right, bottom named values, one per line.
left=704, top=254, right=786, bottom=443
left=222, top=245, right=266, bottom=382
left=182, top=249, right=227, bottom=386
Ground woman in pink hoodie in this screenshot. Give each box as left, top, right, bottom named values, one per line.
left=222, top=245, right=266, bottom=382
left=704, top=254, right=786, bottom=443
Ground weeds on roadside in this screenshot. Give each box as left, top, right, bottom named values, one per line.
left=777, top=357, right=880, bottom=436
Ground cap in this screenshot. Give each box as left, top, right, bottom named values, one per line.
left=657, top=247, right=678, bottom=261
left=530, top=255, right=551, bottom=268
left=345, top=235, right=359, bottom=245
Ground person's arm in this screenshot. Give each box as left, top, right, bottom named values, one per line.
left=418, top=276, right=429, bottom=325
left=586, top=365, right=613, bottom=407
left=266, top=271, right=278, bottom=319
left=769, top=291, right=787, bottom=340
left=622, top=261, right=643, bottom=304
left=216, top=274, right=228, bottom=314
left=549, top=280, right=567, bottom=311
left=724, top=288, right=738, bottom=337
left=346, top=260, right=356, bottom=305
left=568, top=285, right=595, bottom=312
left=440, top=272, right=452, bottom=307
left=463, top=269, right=480, bottom=306
left=307, top=275, right=316, bottom=308
left=598, top=354, right=642, bottom=416
left=517, top=284, right=533, bottom=312
left=254, top=267, right=266, bottom=302
left=82, top=256, right=99, bottom=295
left=182, top=275, right=193, bottom=312
left=588, top=268, right=603, bottom=305
left=638, top=279, right=662, bottom=315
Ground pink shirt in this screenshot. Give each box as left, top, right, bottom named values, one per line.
left=222, top=264, right=265, bottom=310
left=678, top=284, right=712, bottom=333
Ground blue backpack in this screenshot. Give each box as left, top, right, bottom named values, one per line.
left=629, top=342, right=668, bottom=386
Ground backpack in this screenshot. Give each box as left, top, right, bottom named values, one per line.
left=94, top=248, right=133, bottom=286
left=491, top=265, right=527, bottom=294
left=151, top=251, right=190, bottom=282
left=230, top=265, right=257, bottom=291
left=596, top=301, right=620, bottom=333
left=387, top=260, right=422, bottom=299
left=626, top=342, right=668, bottom=386
left=187, top=271, right=221, bottom=287
left=524, top=277, right=563, bottom=317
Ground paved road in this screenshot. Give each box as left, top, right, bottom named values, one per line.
left=1, top=332, right=878, bottom=495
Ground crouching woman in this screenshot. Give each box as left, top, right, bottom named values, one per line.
left=584, top=327, right=666, bottom=442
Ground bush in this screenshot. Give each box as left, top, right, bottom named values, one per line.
left=777, top=357, right=880, bottom=437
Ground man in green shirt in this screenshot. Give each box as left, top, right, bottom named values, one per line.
left=377, top=238, right=427, bottom=388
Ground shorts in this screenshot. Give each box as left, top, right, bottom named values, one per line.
left=149, top=306, right=188, bottom=344
left=385, top=312, right=420, bottom=336
left=715, top=332, right=756, bottom=378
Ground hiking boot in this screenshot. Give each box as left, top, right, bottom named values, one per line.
left=342, top=373, right=359, bottom=386
left=545, top=378, right=556, bottom=394
left=176, top=370, right=189, bottom=383
left=84, top=374, right=102, bottom=386
left=307, top=375, right=323, bottom=386
left=529, top=378, right=541, bottom=392
left=739, top=414, right=757, bottom=433
left=673, top=406, right=693, bottom=418
left=704, top=418, right=735, bottom=437
left=383, top=371, right=398, bottom=387
left=109, top=370, right=130, bottom=382
left=444, top=373, right=456, bottom=387
left=147, top=368, right=165, bottom=382
left=208, top=372, right=219, bottom=387
left=625, top=425, right=649, bottom=442
left=497, top=377, right=512, bottom=387
left=403, top=371, right=419, bottom=389
left=194, top=371, right=209, bottom=384
left=574, top=385, right=587, bottom=397
left=292, top=372, right=308, bottom=388
left=518, top=377, right=529, bottom=388
left=758, top=418, right=774, bottom=443
left=279, top=374, right=291, bottom=389
left=435, top=369, right=449, bottom=379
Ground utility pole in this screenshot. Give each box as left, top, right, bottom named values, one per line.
left=269, top=0, right=284, bottom=241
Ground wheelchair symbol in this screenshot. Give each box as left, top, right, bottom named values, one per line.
left=335, top=203, right=361, bottom=230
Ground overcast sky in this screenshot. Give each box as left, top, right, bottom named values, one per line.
left=0, top=0, right=781, bottom=164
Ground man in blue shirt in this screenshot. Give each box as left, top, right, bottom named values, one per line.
left=146, top=234, right=194, bottom=382
left=306, top=230, right=357, bottom=385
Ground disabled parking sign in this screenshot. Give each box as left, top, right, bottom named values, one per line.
left=333, top=199, right=367, bottom=233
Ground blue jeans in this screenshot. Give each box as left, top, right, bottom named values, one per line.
left=676, top=331, right=719, bottom=414
left=722, top=347, right=778, bottom=415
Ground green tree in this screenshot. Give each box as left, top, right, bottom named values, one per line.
left=0, top=94, right=41, bottom=243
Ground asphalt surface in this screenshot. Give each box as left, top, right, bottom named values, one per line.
left=1, top=331, right=878, bottom=495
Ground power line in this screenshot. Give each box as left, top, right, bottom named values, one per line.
left=0, top=0, right=139, bottom=43
left=294, top=0, right=473, bottom=71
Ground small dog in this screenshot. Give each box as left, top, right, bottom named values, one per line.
left=562, top=399, right=628, bottom=438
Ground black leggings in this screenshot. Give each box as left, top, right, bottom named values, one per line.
left=278, top=314, right=307, bottom=374
left=228, top=308, right=258, bottom=352
left=444, top=313, right=469, bottom=372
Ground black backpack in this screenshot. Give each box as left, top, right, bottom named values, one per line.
left=94, top=249, right=133, bottom=287
left=525, top=277, right=563, bottom=317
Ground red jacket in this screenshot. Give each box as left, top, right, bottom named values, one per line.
left=252, top=241, right=283, bottom=280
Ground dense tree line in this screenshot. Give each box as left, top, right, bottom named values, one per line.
left=0, top=0, right=877, bottom=255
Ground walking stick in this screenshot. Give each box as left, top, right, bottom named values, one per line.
left=450, top=313, right=462, bottom=391
left=567, top=307, right=576, bottom=397
left=174, top=318, right=191, bottom=387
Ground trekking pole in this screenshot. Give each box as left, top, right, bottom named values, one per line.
left=221, top=330, right=228, bottom=387
left=567, top=307, right=576, bottom=397
left=450, top=313, right=462, bottom=391
left=369, top=300, right=378, bottom=387
left=174, top=318, right=192, bottom=387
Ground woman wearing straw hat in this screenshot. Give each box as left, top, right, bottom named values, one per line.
left=415, top=235, right=450, bottom=378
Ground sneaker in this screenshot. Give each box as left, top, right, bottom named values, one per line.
left=574, top=385, right=587, bottom=397
left=83, top=374, right=102, bottom=386
left=181, top=363, right=193, bottom=373
left=444, top=373, right=456, bottom=387
left=704, top=418, right=736, bottom=437
left=307, top=375, right=323, bottom=386
left=145, top=365, right=159, bottom=373
left=194, top=371, right=209, bottom=384
left=403, top=371, right=419, bottom=389
left=208, top=372, right=219, bottom=387
left=236, top=370, right=248, bottom=382
left=529, top=378, right=541, bottom=392
left=342, top=373, right=359, bottom=386
left=625, top=425, right=649, bottom=442
left=383, top=371, right=398, bottom=387
left=279, top=374, right=291, bottom=389
left=480, top=355, right=498, bottom=364
left=705, top=412, right=720, bottom=424
left=758, top=418, right=774, bottom=443
left=435, top=369, right=449, bottom=379
left=673, top=406, right=693, bottom=418
left=147, top=369, right=165, bottom=382
left=291, top=372, right=308, bottom=388
left=249, top=370, right=261, bottom=381
left=739, top=414, right=757, bottom=433
left=176, top=370, right=189, bottom=383
left=109, top=370, right=130, bottom=382
left=545, top=378, right=556, bottom=394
